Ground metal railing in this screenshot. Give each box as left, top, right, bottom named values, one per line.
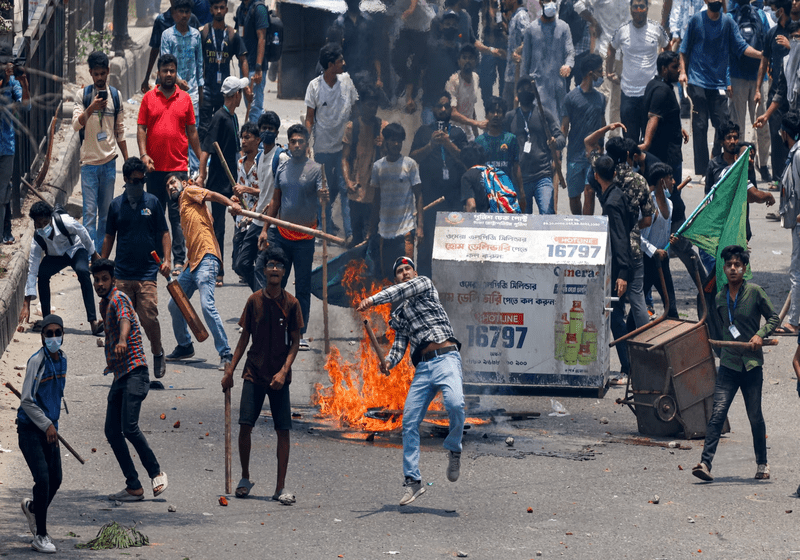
left=11, top=0, right=65, bottom=217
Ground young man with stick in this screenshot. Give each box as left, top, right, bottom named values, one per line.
left=91, top=258, right=168, bottom=502
left=357, top=256, right=465, bottom=506
left=18, top=314, right=67, bottom=553
left=692, top=245, right=780, bottom=482
left=221, top=247, right=302, bottom=503
left=163, top=173, right=241, bottom=368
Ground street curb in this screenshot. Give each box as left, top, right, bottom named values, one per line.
left=108, top=42, right=150, bottom=101
left=0, top=127, right=80, bottom=354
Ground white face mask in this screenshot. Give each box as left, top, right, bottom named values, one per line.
left=542, top=2, right=557, bottom=17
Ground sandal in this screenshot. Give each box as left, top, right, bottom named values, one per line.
left=172, top=264, right=184, bottom=277
left=152, top=472, right=168, bottom=497
left=773, top=324, right=799, bottom=336
left=216, top=275, right=224, bottom=287
left=108, top=488, right=144, bottom=502
left=235, top=478, right=255, bottom=498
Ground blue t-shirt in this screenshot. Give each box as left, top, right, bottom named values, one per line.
left=681, top=11, right=749, bottom=89
left=105, top=192, right=169, bottom=281
left=17, top=351, right=66, bottom=430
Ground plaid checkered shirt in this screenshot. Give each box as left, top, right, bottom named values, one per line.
left=100, top=286, right=147, bottom=380
left=370, top=276, right=458, bottom=369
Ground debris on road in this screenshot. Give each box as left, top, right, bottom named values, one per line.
left=75, top=521, right=149, bottom=550
left=173, top=421, right=181, bottom=429
left=527, top=507, right=533, bottom=513
left=653, top=495, right=660, bottom=504
left=219, top=496, right=228, bottom=506
left=456, top=552, right=468, bottom=558
left=160, top=413, right=166, bottom=420
left=505, top=436, right=514, bottom=446
left=168, top=504, right=177, bottom=512
left=599, top=417, right=609, bottom=424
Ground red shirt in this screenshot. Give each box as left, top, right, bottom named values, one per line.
left=137, top=87, right=195, bottom=172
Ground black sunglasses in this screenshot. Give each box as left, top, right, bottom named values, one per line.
left=43, top=329, right=62, bottom=337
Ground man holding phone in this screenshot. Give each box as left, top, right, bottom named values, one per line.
left=72, top=51, right=128, bottom=250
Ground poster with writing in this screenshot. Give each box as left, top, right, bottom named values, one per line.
left=432, top=212, right=611, bottom=395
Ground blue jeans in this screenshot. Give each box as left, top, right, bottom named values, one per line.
left=314, top=151, right=352, bottom=239
left=168, top=254, right=231, bottom=357
left=247, top=70, right=265, bottom=124
left=267, top=229, right=315, bottom=335
left=81, top=159, right=116, bottom=250
left=402, top=351, right=465, bottom=481
left=524, top=177, right=554, bottom=215
left=105, top=366, right=161, bottom=491
left=188, top=100, right=200, bottom=175
left=700, top=365, right=767, bottom=468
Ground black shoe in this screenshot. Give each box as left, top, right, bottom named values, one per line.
left=153, top=352, right=166, bottom=378
left=758, top=166, right=771, bottom=183
left=166, top=344, right=195, bottom=361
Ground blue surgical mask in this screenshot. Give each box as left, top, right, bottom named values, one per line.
left=542, top=2, right=557, bottom=18
left=37, top=224, right=53, bottom=238
left=44, top=336, right=62, bottom=353
left=592, top=76, right=604, bottom=88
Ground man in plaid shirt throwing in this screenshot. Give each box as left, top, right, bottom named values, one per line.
left=357, top=256, right=465, bottom=506
left=91, top=258, right=168, bottom=502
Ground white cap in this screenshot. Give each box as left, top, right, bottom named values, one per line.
left=221, top=76, right=250, bottom=96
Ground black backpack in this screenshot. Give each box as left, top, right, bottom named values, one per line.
left=34, top=205, right=76, bottom=255
left=79, top=85, right=121, bottom=144
left=734, top=4, right=764, bottom=52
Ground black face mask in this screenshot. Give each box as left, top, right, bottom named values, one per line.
left=708, top=1, right=723, bottom=12
left=517, top=91, right=535, bottom=106
left=260, top=130, right=277, bottom=145
left=441, top=27, right=458, bottom=41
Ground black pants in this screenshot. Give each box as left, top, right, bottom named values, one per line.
left=768, top=94, right=789, bottom=179
left=620, top=92, right=646, bottom=144
left=18, top=422, right=61, bottom=537
left=105, top=366, right=161, bottom=492
left=199, top=90, right=225, bottom=144
left=146, top=171, right=186, bottom=266
left=687, top=84, right=728, bottom=175
left=233, top=222, right=262, bottom=292
left=392, top=29, right=427, bottom=93
left=349, top=200, right=371, bottom=248
left=38, top=247, right=97, bottom=322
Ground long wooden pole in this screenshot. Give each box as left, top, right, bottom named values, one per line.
left=224, top=388, right=231, bottom=495
left=5, top=382, right=85, bottom=464
left=363, top=319, right=383, bottom=360
left=237, top=209, right=346, bottom=245
left=321, top=208, right=330, bottom=355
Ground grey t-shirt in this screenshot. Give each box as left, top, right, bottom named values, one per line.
left=276, top=157, right=325, bottom=228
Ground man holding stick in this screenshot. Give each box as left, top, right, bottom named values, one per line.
left=17, top=314, right=67, bottom=553
left=221, top=247, right=302, bottom=503
left=357, top=256, right=465, bottom=506
left=260, top=124, right=329, bottom=351
left=199, top=75, right=248, bottom=285
left=164, top=173, right=241, bottom=368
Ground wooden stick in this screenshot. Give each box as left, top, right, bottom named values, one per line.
left=321, top=208, right=330, bottom=355
left=237, top=209, right=346, bottom=245
left=423, top=196, right=445, bottom=212
left=4, top=382, right=85, bottom=464
left=676, top=175, right=692, bottom=192
left=213, top=142, right=237, bottom=190
left=224, top=388, right=231, bottom=495
left=363, top=319, right=384, bottom=361
left=709, top=338, right=778, bottom=349
left=779, top=292, right=792, bottom=322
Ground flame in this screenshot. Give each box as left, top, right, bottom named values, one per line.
left=313, top=260, right=445, bottom=431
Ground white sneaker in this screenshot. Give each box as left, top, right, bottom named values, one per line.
left=299, top=339, right=310, bottom=351
left=31, top=534, right=56, bottom=553
left=21, top=498, right=36, bottom=535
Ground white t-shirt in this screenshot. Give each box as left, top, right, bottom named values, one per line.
left=371, top=156, right=421, bottom=239
left=611, top=20, right=670, bottom=97
left=304, top=72, right=359, bottom=154
left=254, top=144, right=291, bottom=228
left=445, top=71, right=483, bottom=142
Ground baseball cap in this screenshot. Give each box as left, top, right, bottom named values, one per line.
left=221, top=76, right=250, bottom=96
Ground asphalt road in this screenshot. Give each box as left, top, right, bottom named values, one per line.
left=6, top=11, right=800, bottom=558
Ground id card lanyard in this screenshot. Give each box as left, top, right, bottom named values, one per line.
left=518, top=107, right=532, bottom=153
left=727, top=287, right=741, bottom=339
left=214, top=28, right=228, bottom=84
left=441, top=122, right=451, bottom=181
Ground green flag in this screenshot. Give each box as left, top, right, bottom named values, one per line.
left=674, top=148, right=750, bottom=290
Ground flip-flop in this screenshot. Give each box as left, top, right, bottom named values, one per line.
left=271, top=488, right=283, bottom=501
left=773, top=325, right=799, bottom=336
left=278, top=491, right=296, bottom=505
left=152, top=472, right=168, bottom=497
left=235, top=478, right=255, bottom=498
left=108, top=488, right=144, bottom=502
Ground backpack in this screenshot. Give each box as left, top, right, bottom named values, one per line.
left=733, top=4, right=764, bottom=52
left=475, top=166, right=521, bottom=213
left=79, top=85, right=121, bottom=144
left=265, top=11, right=283, bottom=63
left=271, top=144, right=289, bottom=177
left=34, top=205, right=76, bottom=255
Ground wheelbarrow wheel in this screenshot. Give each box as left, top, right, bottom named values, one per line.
left=654, top=394, right=678, bottom=423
